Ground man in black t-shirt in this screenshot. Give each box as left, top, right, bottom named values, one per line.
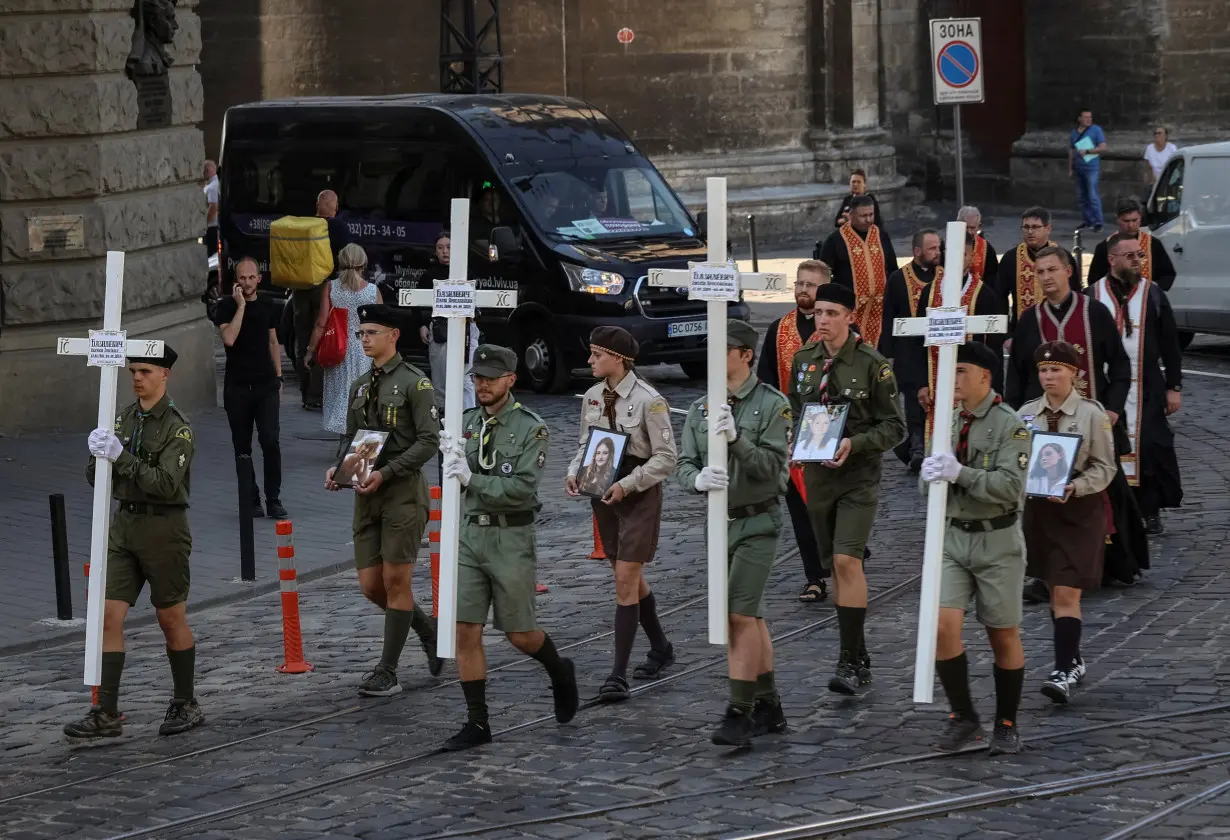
left=216, top=256, right=287, bottom=518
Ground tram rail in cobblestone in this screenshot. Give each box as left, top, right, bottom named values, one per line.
left=1098, top=774, right=1230, bottom=840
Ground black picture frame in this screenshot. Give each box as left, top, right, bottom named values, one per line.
left=1025, top=431, right=1083, bottom=498
left=577, top=427, right=631, bottom=498
left=333, top=429, right=390, bottom=489
left=791, top=404, right=849, bottom=462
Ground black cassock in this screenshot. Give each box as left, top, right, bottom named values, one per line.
left=816, top=225, right=899, bottom=293
left=903, top=276, right=1008, bottom=395
left=1085, top=235, right=1177, bottom=291
left=826, top=192, right=885, bottom=232
left=995, top=245, right=1082, bottom=330
left=877, top=264, right=936, bottom=380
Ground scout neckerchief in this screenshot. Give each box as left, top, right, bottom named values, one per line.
left=839, top=222, right=888, bottom=347
left=971, top=235, right=989, bottom=285
left=365, top=364, right=385, bottom=426
left=1094, top=275, right=1151, bottom=485
left=477, top=413, right=499, bottom=472
left=955, top=394, right=1001, bottom=466
left=924, top=274, right=983, bottom=444
left=1036, top=292, right=1096, bottom=400
left=901, top=262, right=938, bottom=318
left=1012, top=241, right=1058, bottom=317
left=602, top=387, right=619, bottom=429
left=775, top=310, right=821, bottom=393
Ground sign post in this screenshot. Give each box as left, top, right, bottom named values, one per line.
left=891, top=221, right=1007, bottom=703
left=930, top=17, right=984, bottom=210
left=56, top=252, right=166, bottom=686
left=397, top=199, right=517, bottom=659
left=646, top=177, right=788, bottom=646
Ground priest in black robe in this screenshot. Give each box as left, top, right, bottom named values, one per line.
left=996, top=206, right=1081, bottom=330
left=956, top=205, right=1000, bottom=283
left=1085, top=197, right=1177, bottom=291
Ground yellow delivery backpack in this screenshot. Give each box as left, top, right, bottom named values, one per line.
left=269, top=216, right=334, bottom=289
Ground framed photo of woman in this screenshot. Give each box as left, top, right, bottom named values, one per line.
left=791, top=404, right=849, bottom=463
left=577, top=428, right=630, bottom=498
left=334, top=429, right=390, bottom=489
left=1025, top=431, right=1082, bottom=498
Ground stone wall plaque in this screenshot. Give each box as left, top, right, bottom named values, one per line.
left=28, top=215, right=86, bottom=253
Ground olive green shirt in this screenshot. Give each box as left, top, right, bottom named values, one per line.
left=941, top=390, right=1030, bottom=519
left=343, top=354, right=439, bottom=483
left=787, top=332, right=905, bottom=462
left=460, top=395, right=548, bottom=515
left=676, top=374, right=792, bottom=508
left=87, top=393, right=194, bottom=506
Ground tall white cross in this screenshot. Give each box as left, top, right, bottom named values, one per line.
left=891, top=220, right=1008, bottom=703
left=397, top=198, right=517, bottom=659
left=646, top=177, right=789, bottom=646
left=56, top=251, right=166, bottom=687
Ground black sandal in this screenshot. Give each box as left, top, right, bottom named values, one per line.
left=798, top=582, right=827, bottom=603
left=598, top=675, right=631, bottom=702
left=632, top=644, right=675, bottom=680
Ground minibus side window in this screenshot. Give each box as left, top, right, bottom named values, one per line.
left=1150, top=158, right=1184, bottom=226
left=1186, top=158, right=1230, bottom=227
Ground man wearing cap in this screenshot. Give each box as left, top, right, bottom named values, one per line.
left=920, top=341, right=1030, bottom=756
left=566, top=326, right=678, bottom=702
left=65, top=347, right=205, bottom=741
left=677, top=320, right=792, bottom=747
left=788, top=283, right=905, bottom=697
left=436, top=345, right=579, bottom=750
left=325, top=304, right=442, bottom=696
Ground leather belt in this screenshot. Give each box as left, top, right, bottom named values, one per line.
left=118, top=501, right=181, bottom=516
left=948, top=512, right=1017, bottom=533
left=467, top=512, right=535, bottom=527
left=729, top=499, right=777, bottom=519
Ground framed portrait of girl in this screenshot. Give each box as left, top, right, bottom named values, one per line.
left=791, top=404, right=849, bottom=463
left=1025, top=431, right=1082, bottom=498
left=577, top=428, right=630, bottom=498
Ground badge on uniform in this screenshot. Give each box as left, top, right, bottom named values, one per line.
left=357, top=384, right=369, bottom=398
left=878, top=363, right=892, bottom=382
left=1012, top=427, right=1029, bottom=440
left=661, top=428, right=671, bottom=442
left=113, top=416, right=122, bottom=431
left=417, top=379, right=433, bottom=390
left=429, top=405, right=439, bottom=422
left=536, top=450, right=546, bottom=468
left=535, top=427, right=549, bottom=441
left=500, top=461, right=513, bottom=475
left=178, top=453, right=185, bottom=468
left=1017, top=452, right=1028, bottom=470
left=649, top=399, right=669, bottom=415
left=175, top=427, right=192, bottom=442
left=808, top=364, right=816, bottom=372
left=779, top=406, right=792, bottom=421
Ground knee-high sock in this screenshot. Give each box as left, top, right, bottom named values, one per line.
left=638, top=592, right=669, bottom=652
left=380, top=608, right=413, bottom=670
left=611, top=603, right=640, bottom=679
left=935, top=653, right=975, bottom=720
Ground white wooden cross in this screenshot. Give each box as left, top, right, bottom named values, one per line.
left=891, top=220, right=1008, bottom=703
left=56, top=251, right=166, bottom=687
left=646, top=177, right=788, bottom=646
left=397, top=198, right=517, bottom=659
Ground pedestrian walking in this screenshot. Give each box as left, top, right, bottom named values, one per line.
left=291, top=189, right=351, bottom=411
left=64, top=347, right=205, bottom=741
left=1069, top=109, right=1108, bottom=232
left=921, top=341, right=1029, bottom=756
left=566, top=327, right=677, bottom=702
left=325, top=304, right=442, bottom=695
left=1018, top=341, right=1116, bottom=704
left=307, top=243, right=382, bottom=436
left=677, top=320, right=791, bottom=747
left=787, top=283, right=905, bottom=696
left=437, top=345, right=579, bottom=750
left=215, top=256, right=287, bottom=519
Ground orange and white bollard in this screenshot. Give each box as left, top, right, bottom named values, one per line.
left=274, top=521, right=314, bottom=674
left=588, top=513, right=608, bottom=560
left=84, top=562, right=98, bottom=705
left=429, top=485, right=442, bottom=618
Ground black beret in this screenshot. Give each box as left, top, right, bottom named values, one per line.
left=589, top=326, right=639, bottom=361
left=956, top=341, right=1000, bottom=373
left=127, top=344, right=177, bottom=369
left=1035, top=340, right=1081, bottom=371
left=357, top=304, right=402, bottom=329
left=815, top=282, right=856, bottom=310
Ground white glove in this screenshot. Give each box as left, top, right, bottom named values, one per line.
left=88, top=428, right=109, bottom=458
left=694, top=465, right=730, bottom=493
left=712, top=404, right=737, bottom=444
left=442, top=451, right=472, bottom=487
left=438, top=430, right=463, bottom=457
left=91, top=430, right=123, bottom=462
left=922, top=452, right=962, bottom=483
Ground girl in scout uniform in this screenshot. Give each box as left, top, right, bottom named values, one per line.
left=566, top=326, right=678, bottom=702
left=1018, top=341, right=1116, bottom=705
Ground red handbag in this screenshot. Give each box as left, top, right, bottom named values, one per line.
left=316, top=292, right=348, bottom=368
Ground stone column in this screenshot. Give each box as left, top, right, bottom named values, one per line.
left=0, top=0, right=212, bottom=435
left=850, top=0, right=881, bottom=130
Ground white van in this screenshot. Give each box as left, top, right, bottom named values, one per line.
left=1146, top=141, right=1230, bottom=348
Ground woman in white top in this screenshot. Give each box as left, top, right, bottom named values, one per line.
left=1143, top=126, right=1177, bottom=182
left=306, top=243, right=383, bottom=435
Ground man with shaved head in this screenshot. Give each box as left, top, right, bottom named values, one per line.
left=290, top=188, right=347, bottom=410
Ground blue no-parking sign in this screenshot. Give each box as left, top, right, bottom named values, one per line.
left=930, top=18, right=984, bottom=104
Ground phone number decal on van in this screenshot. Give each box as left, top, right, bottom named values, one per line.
left=667, top=320, right=707, bottom=338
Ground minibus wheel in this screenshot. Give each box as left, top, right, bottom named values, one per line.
left=519, top=319, right=570, bottom=393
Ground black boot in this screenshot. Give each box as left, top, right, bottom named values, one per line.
left=711, top=705, right=754, bottom=747
left=828, top=650, right=860, bottom=695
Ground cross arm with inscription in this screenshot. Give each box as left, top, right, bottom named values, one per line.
left=57, top=335, right=166, bottom=361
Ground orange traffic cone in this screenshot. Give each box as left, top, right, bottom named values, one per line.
left=588, top=514, right=607, bottom=560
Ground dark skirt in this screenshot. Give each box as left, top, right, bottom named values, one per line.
left=1104, top=468, right=1150, bottom=584
left=1024, top=491, right=1106, bottom=590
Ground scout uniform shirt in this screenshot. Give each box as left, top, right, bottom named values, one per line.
left=568, top=371, right=677, bottom=494
left=943, top=391, right=1030, bottom=520
left=676, top=375, right=792, bottom=509
left=88, top=393, right=194, bottom=505
left=787, top=333, right=905, bottom=468
left=1018, top=391, right=1116, bottom=499
left=460, top=396, right=549, bottom=516
left=344, top=354, right=439, bottom=500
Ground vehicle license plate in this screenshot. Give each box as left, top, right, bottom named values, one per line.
left=667, top=320, right=708, bottom=338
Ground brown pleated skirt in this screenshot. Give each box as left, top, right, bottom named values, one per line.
left=591, top=457, right=663, bottom=564
left=1024, top=491, right=1106, bottom=590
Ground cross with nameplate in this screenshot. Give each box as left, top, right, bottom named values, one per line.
left=56, top=251, right=166, bottom=687
left=645, top=177, right=788, bottom=646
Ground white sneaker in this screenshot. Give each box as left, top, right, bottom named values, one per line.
left=1067, top=657, right=1087, bottom=685
left=1041, top=670, right=1071, bottom=704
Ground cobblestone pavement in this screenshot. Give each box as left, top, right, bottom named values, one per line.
left=2, top=318, right=1228, bottom=840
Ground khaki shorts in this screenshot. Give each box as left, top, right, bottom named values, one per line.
left=353, top=477, right=427, bottom=569
left=940, top=525, right=1027, bottom=629
left=106, top=507, right=192, bottom=608
left=456, top=523, right=538, bottom=633
left=803, top=460, right=882, bottom=567
left=728, top=508, right=781, bottom=618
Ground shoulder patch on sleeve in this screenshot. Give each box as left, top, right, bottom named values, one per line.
left=780, top=405, right=793, bottom=421
left=174, top=426, right=193, bottom=442
left=534, top=425, right=549, bottom=441
left=1012, top=427, right=1029, bottom=440
left=1017, top=452, right=1029, bottom=470
left=877, top=363, right=893, bottom=382
left=649, top=398, right=669, bottom=415
left=417, top=378, right=433, bottom=391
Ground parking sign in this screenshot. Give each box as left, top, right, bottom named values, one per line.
left=930, top=18, right=984, bottom=105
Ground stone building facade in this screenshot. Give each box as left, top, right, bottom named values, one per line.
left=0, top=0, right=213, bottom=435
